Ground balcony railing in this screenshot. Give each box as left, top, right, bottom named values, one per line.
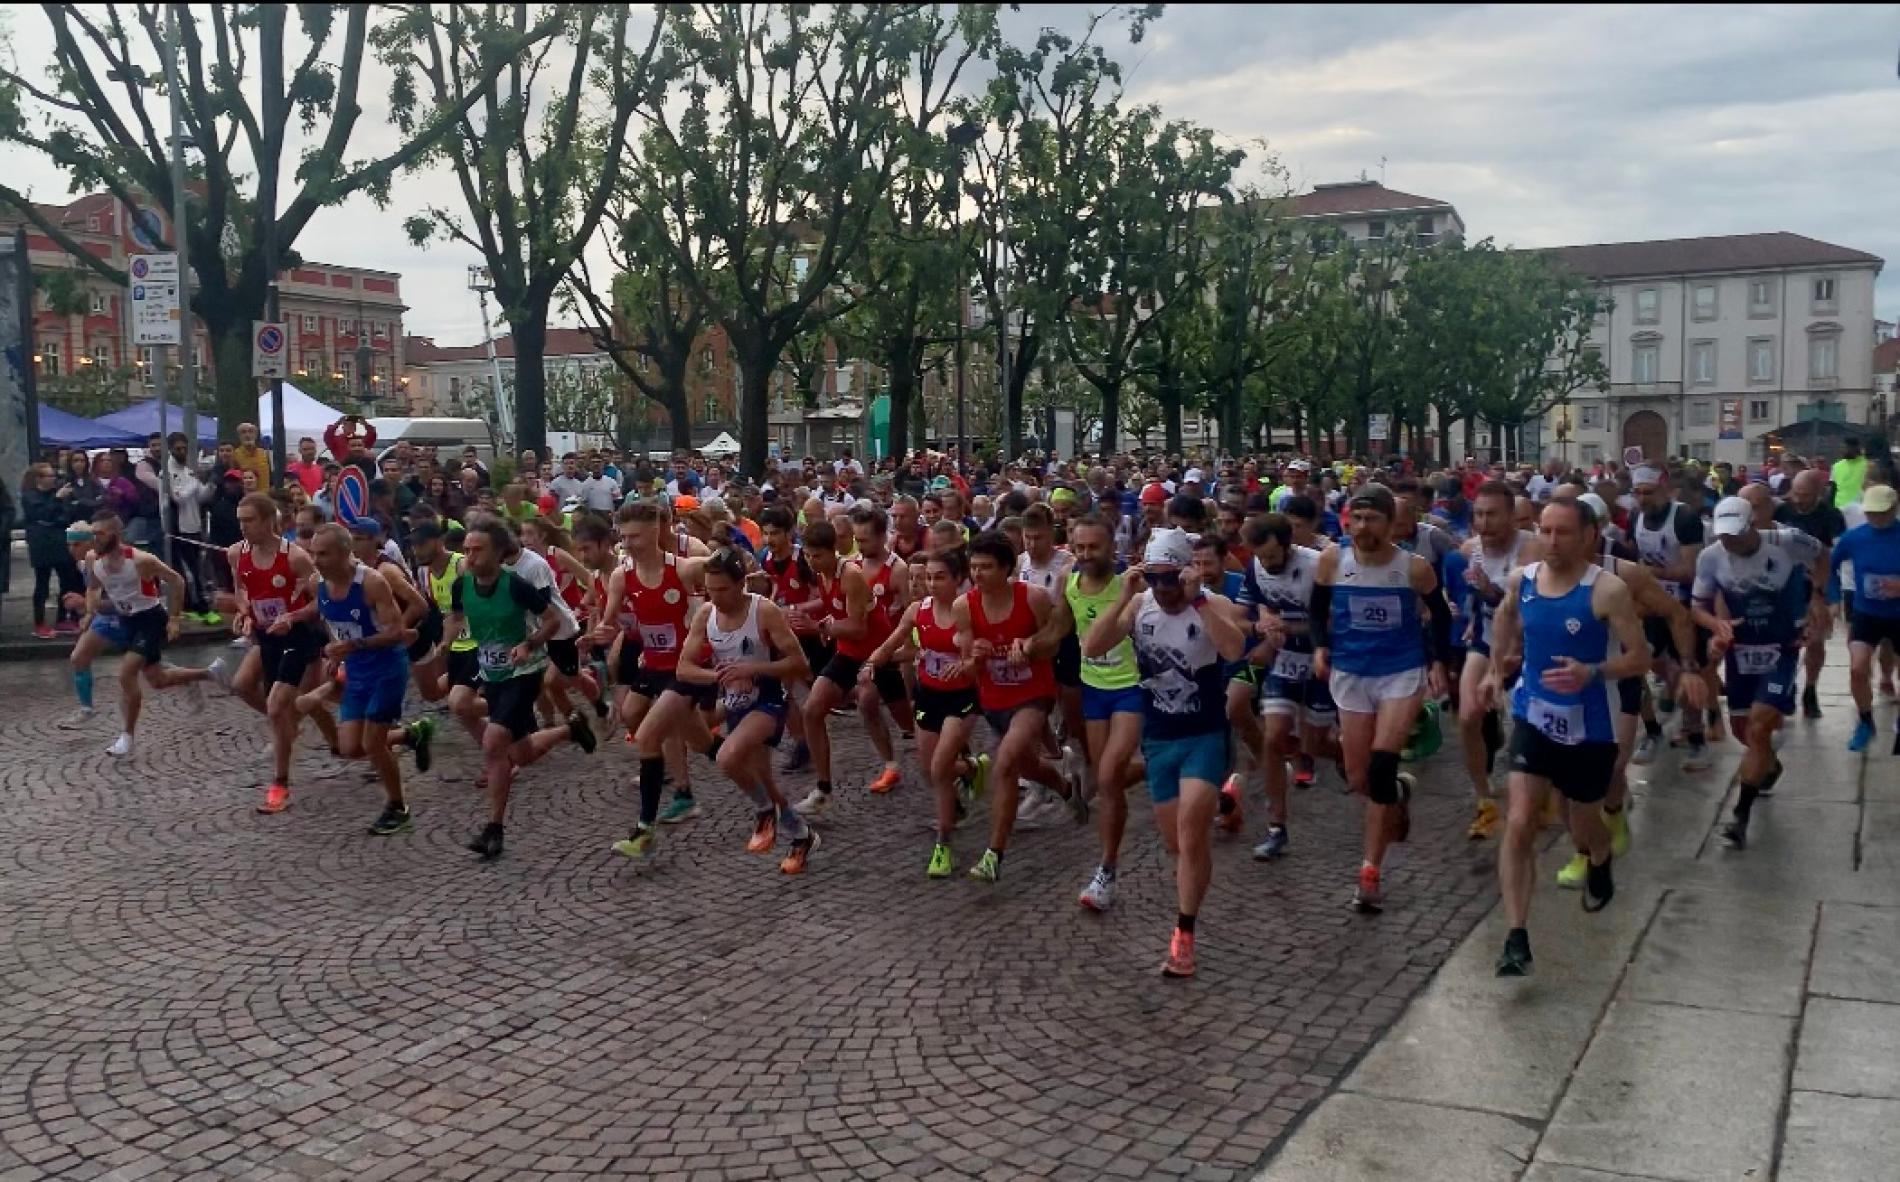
left=1605, top=381, right=1682, bottom=398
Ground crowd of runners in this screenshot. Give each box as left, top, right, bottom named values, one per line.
left=43, top=433, right=1900, bottom=979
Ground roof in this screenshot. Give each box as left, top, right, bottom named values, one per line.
left=1538, top=232, right=1883, bottom=281
left=1874, top=336, right=1900, bottom=373
left=404, top=328, right=604, bottom=364
left=1287, top=181, right=1453, bottom=219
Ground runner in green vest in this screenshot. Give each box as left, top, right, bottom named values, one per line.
left=1043, top=513, right=1146, bottom=912
left=444, top=519, right=597, bottom=862
left=407, top=521, right=480, bottom=712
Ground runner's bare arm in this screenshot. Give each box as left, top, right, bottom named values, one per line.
left=133, top=551, right=188, bottom=617
left=1489, top=569, right=1526, bottom=686
left=1082, top=577, right=1142, bottom=660
left=356, top=570, right=406, bottom=651
left=868, top=602, right=920, bottom=667
left=825, top=566, right=870, bottom=642
left=674, top=607, right=717, bottom=686
left=755, top=600, right=812, bottom=683
left=1592, top=574, right=1652, bottom=683
left=1020, top=586, right=1060, bottom=661
left=594, top=568, right=627, bottom=646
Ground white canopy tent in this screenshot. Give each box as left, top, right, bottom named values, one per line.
left=699, top=431, right=740, bottom=458
left=259, top=381, right=349, bottom=442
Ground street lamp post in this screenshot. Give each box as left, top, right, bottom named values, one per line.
left=945, top=120, right=984, bottom=471
left=468, top=266, right=511, bottom=450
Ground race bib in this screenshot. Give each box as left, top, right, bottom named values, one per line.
left=1863, top=573, right=1899, bottom=602
left=1732, top=644, right=1781, bottom=675
left=1349, top=594, right=1403, bottom=631
left=1271, top=649, right=1313, bottom=680
left=327, top=620, right=364, bottom=643
left=478, top=642, right=514, bottom=674
left=919, top=650, right=959, bottom=681
left=640, top=623, right=678, bottom=652
left=986, top=657, right=1031, bottom=686
left=251, top=597, right=287, bottom=625
left=1527, top=697, right=1585, bottom=746
left=721, top=679, right=757, bottom=712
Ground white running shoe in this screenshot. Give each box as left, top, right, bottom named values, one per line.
left=1077, top=867, right=1117, bottom=911
left=229, top=635, right=252, bottom=649
left=1015, top=782, right=1052, bottom=826
left=106, top=733, right=134, bottom=758
left=57, top=706, right=96, bottom=731
left=1632, top=734, right=1657, bottom=766
left=1060, top=744, right=1088, bottom=799
left=206, top=656, right=235, bottom=694
left=794, top=787, right=832, bottom=816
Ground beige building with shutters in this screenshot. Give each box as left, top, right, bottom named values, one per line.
left=1540, top=232, right=1883, bottom=468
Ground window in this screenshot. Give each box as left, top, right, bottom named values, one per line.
left=1578, top=403, right=1605, bottom=429
left=699, top=346, right=714, bottom=374
left=372, top=321, right=387, bottom=339
left=340, top=360, right=355, bottom=386
left=703, top=392, right=720, bottom=422
left=1810, top=335, right=1839, bottom=382
left=89, top=291, right=108, bottom=315
left=1690, top=340, right=1716, bottom=385
left=39, top=341, right=60, bottom=377
left=1365, top=219, right=1386, bottom=242
left=1812, top=277, right=1837, bottom=311
left=1748, top=399, right=1771, bottom=422
left=1749, top=279, right=1775, bottom=317
left=1748, top=338, right=1775, bottom=384
left=1689, top=442, right=1713, bottom=462
left=1580, top=443, right=1603, bottom=467
left=1689, top=400, right=1715, bottom=427
left=302, top=314, right=317, bottom=332
left=91, top=343, right=111, bottom=368
left=448, top=376, right=462, bottom=403
left=1632, top=343, right=1660, bottom=383
left=1634, top=288, right=1660, bottom=324
left=1692, top=284, right=1717, bottom=321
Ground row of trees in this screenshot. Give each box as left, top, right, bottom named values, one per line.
left=1, top=4, right=1603, bottom=473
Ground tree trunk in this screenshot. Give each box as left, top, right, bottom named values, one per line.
left=510, top=314, right=549, bottom=458
left=1004, top=333, right=1038, bottom=459
left=1096, top=375, right=1121, bottom=455
left=1160, top=374, right=1184, bottom=454
left=1219, top=375, right=1242, bottom=457
left=662, top=358, right=692, bottom=452
left=1291, top=403, right=1304, bottom=453
left=208, top=320, right=255, bottom=442
left=886, top=334, right=917, bottom=466
left=735, top=337, right=775, bottom=478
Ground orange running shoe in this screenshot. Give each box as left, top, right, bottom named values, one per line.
left=869, top=766, right=902, bottom=794
left=257, top=783, right=290, bottom=814
left=745, top=811, right=777, bottom=854
left=1161, top=928, right=1197, bottom=977
left=779, top=831, right=820, bottom=875
left=1218, top=774, right=1244, bottom=834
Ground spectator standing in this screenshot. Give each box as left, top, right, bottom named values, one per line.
left=231, top=422, right=273, bottom=487
left=164, top=432, right=216, bottom=621
left=22, top=463, right=82, bottom=637
left=286, top=436, right=327, bottom=495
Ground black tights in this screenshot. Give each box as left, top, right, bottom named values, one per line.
left=31, top=560, right=82, bottom=626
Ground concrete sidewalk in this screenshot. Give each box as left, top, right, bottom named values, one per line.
left=1256, top=655, right=1900, bottom=1182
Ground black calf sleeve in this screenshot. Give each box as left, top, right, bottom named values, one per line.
left=1368, top=749, right=1402, bottom=805
left=638, top=756, right=666, bottom=826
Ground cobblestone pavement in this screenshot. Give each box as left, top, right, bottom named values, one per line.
left=0, top=645, right=1498, bottom=1181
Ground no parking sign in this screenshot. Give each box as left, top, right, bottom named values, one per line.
left=335, top=468, right=369, bottom=525
left=252, top=321, right=287, bottom=379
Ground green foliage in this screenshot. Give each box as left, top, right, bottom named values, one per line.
left=38, top=364, right=139, bottom=420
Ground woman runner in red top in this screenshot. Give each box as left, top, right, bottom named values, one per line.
left=953, top=530, right=1083, bottom=884
left=866, top=548, right=987, bottom=878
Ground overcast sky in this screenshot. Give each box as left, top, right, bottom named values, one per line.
left=7, top=4, right=1898, bottom=342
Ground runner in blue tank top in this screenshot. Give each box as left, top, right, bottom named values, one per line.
left=1310, top=484, right=1457, bottom=915
left=1486, top=497, right=1650, bottom=977
left=306, top=523, right=415, bottom=837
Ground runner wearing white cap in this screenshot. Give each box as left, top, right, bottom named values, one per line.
left=1631, top=465, right=1714, bottom=770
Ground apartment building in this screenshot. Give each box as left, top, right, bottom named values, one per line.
left=1542, top=232, right=1883, bottom=467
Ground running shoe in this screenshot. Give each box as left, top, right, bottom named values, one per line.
left=1720, top=817, right=1748, bottom=850
left=1759, top=758, right=1783, bottom=796
left=1555, top=852, right=1588, bottom=889
left=869, top=766, right=902, bottom=795
left=205, top=656, right=233, bottom=694
left=1632, top=734, right=1658, bottom=765
left=568, top=711, right=597, bottom=755
left=1251, top=824, right=1289, bottom=861
left=1495, top=930, right=1533, bottom=977
left=1607, top=809, right=1631, bottom=857
left=927, top=842, right=954, bottom=879
left=1582, top=857, right=1615, bottom=912
left=968, top=848, right=1001, bottom=883
left=1351, top=865, right=1383, bottom=913
left=106, top=732, right=134, bottom=759
left=468, top=822, right=504, bottom=861
left=1077, top=865, right=1116, bottom=910
left=367, top=804, right=412, bottom=836
left=794, top=787, right=831, bottom=817
left=1802, top=684, right=1822, bottom=720
left=781, top=742, right=812, bottom=773
left=1015, top=784, right=1051, bottom=825
left=779, top=830, right=819, bottom=875
left=612, top=826, right=658, bottom=860
left=745, top=810, right=777, bottom=853
left=1064, top=781, right=1091, bottom=826
left=1882, top=677, right=1897, bottom=701
left=32, top=624, right=54, bottom=640
left=1218, top=774, right=1245, bottom=834
left=1849, top=719, right=1875, bottom=753
left=53, top=619, right=79, bottom=636
left=658, top=795, right=701, bottom=825
left=257, top=782, right=291, bottom=815
left=968, top=753, right=991, bottom=802
left=57, top=706, right=96, bottom=731
left=1291, top=755, right=1316, bottom=789
left=1160, top=929, right=1197, bottom=978
left=1060, top=744, right=1088, bottom=800
left=406, top=718, right=437, bottom=773
left=1681, top=741, right=1713, bottom=772
left=199, top=611, right=223, bottom=627
left=1400, top=699, right=1444, bottom=762
left=1466, top=799, right=1501, bottom=841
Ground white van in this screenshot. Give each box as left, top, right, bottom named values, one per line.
left=370, top=418, right=500, bottom=465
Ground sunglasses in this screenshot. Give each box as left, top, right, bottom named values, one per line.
left=1147, top=569, right=1183, bottom=587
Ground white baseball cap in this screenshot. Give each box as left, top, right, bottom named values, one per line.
left=1711, top=496, right=1752, bottom=537
left=1182, top=467, right=1205, bottom=485
left=1142, top=528, right=1194, bottom=569
left=1576, top=492, right=1610, bottom=524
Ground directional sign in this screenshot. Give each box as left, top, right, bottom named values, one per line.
left=129, top=253, right=181, bottom=345
left=335, top=468, right=369, bottom=525
left=1368, top=413, right=1390, bottom=443
left=252, top=321, right=287, bottom=379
